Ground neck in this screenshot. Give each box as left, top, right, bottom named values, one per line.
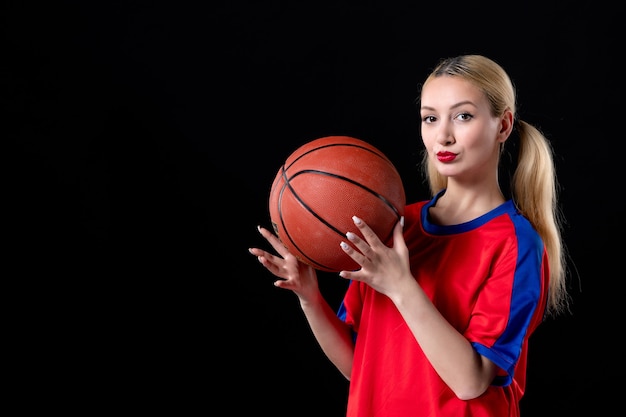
left=430, top=182, right=505, bottom=225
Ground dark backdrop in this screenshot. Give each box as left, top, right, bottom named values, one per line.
left=5, top=1, right=618, bottom=415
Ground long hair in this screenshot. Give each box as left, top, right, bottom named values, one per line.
left=419, top=55, right=570, bottom=317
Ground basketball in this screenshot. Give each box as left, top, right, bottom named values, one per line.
left=269, top=136, right=406, bottom=273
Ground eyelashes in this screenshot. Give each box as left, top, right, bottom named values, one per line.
left=420, top=112, right=474, bottom=124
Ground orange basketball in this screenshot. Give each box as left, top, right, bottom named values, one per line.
left=269, top=136, right=406, bottom=273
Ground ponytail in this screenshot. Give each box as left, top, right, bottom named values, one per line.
left=513, top=120, right=570, bottom=317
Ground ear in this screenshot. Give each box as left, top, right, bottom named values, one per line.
left=498, top=109, right=514, bottom=143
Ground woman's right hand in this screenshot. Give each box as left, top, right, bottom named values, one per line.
left=249, top=226, right=320, bottom=302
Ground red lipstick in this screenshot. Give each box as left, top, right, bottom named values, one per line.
left=436, top=151, right=457, bottom=162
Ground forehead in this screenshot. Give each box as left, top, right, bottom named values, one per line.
left=421, top=76, right=485, bottom=109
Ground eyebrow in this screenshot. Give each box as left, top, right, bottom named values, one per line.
left=420, top=100, right=477, bottom=112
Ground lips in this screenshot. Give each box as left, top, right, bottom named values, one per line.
left=436, top=152, right=457, bottom=162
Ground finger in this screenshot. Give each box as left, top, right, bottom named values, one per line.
left=393, top=216, right=405, bottom=244
left=346, top=231, right=371, bottom=257
left=340, top=239, right=369, bottom=265
left=352, top=215, right=383, bottom=246
left=255, top=251, right=286, bottom=277
left=248, top=247, right=265, bottom=257
left=257, top=226, right=290, bottom=256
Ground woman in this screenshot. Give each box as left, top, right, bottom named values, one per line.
left=249, top=54, right=570, bottom=416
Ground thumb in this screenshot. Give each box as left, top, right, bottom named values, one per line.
left=392, top=216, right=405, bottom=246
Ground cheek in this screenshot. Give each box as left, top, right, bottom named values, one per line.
left=468, top=137, right=502, bottom=165
left=465, top=125, right=499, bottom=150
left=420, top=129, right=435, bottom=149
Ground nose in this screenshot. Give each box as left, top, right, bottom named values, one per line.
left=435, top=122, right=455, bottom=146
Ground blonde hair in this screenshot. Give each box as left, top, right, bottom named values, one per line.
left=419, top=55, right=570, bottom=317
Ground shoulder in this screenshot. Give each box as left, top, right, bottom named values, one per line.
left=403, top=199, right=430, bottom=227
left=503, top=202, right=543, bottom=247
left=404, top=199, right=430, bottom=215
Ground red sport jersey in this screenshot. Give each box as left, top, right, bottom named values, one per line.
left=338, top=192, right=549, bottom=416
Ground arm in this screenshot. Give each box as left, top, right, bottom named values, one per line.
left=390, top=278, right=497, bottom=399
left=249, top=226, right=355, bottom=379
left=299, top=291, right=355, bottom=379
left=339, top=217, right=497, bottom=399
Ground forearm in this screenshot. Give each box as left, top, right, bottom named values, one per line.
left=392, top=280, right=497, bottom=399
left=300, top=293, right=355, bottom=380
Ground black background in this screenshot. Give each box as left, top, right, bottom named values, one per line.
left=5, top=1, right=618, bottom=415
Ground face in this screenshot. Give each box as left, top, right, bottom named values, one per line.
left=420, top=76, right=508, bottom=182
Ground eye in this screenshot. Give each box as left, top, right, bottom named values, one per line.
left=455, top=112, right=473, bottom=121
left=421, top=115, right=436, bottom=124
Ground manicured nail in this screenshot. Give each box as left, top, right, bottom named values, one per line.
left=346, top=232, right=356, bottom=241
left=352, top=216, right=362, bottom=225
left=340, top=241, right=349, bottom=250
left=400, top=216, right=405, bottom=227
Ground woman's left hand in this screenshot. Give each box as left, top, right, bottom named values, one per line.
left=338, top=216, right=414, bottom=298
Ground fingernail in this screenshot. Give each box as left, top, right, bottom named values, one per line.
left=340, top=241, right=349, bottom=250
left=400, top=216, right=405, bottom=227
left=352, top=216, right=362, bottom=225
left=346, top=232, right=356, bottom=241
